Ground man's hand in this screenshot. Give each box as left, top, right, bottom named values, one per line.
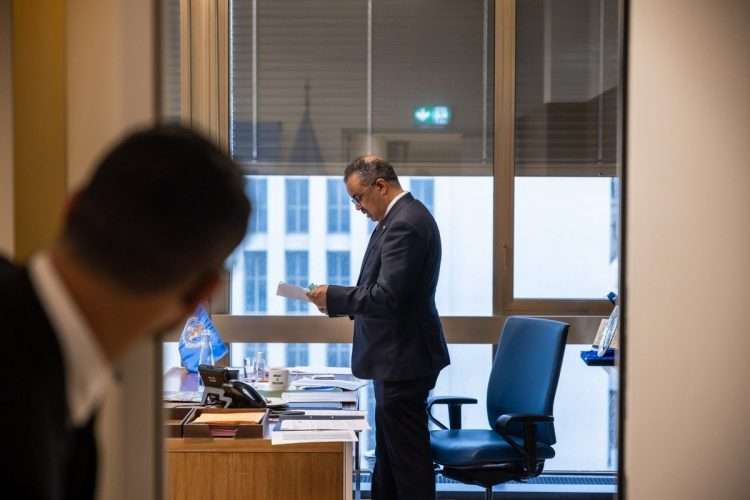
left=307, top=284, right=329, bottom=314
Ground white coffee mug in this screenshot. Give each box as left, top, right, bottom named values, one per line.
left=268, top=367, right=290, bottom=391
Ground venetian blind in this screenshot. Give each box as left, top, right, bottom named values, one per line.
left=230, top=0, right=492, bottom=174
left=515, top=0, right=620, bottom=175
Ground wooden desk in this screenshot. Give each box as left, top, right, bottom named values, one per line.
left=167, top=437, right=353, bottom=500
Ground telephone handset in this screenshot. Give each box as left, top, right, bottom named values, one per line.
left=198, top=364, right=267, bottom=408
left=222, top=381, right=268, bottom=408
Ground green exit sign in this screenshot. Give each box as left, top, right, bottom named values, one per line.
left=413, top=105, right=452, bottom=127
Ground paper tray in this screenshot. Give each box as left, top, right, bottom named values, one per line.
left=182, top=407, right=268, bottom=439
left=164, top=403, right=200, bottom=438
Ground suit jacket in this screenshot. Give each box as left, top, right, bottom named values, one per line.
left=327, top=193, right=450, bottom=380
left=0, top=256, right=98, bottom=500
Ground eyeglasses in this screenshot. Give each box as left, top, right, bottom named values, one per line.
left=349, top=182, right=377, bottom=206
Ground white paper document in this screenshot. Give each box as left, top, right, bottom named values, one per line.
left=276, top=282, right=311, bottom=302
left=271, top=430, right=358, bottom=445
left=280, top=419, right=370, bottom=432
left=292, top=377, right=368, bottom=392
left=300, top=410, right=367, bottom=418
left=282, top=391, right=359, bottom=404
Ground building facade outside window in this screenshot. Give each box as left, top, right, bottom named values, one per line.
left=326, top=343, right=352, bottom=367
left=410, top=178, right=434, bottom=213
left=327, top=179, right=350, bottom=233
left=246, top=178, right=268, bottom=233
left=242, top=342, right=268, bottom=365
left=285, top=251, right=309, bottom=313
left=244, top=251, right=267, bottom=313
left=285, top=179, right=308, bottom=233
left=286, top=343, right=309, bottom=367
left=326, top=251, right=351, bottom=287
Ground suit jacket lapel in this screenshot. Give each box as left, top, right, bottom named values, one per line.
left=355, top=194, right=413, bottom=286
left=357, top=223, right=386, bottom=286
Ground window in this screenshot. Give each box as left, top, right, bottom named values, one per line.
left=409, top=178, right=434, bottom=213
left=230, top=175, right=492, bottom=316
left=244, top=251, right=267, bottom=313
left=242, top=342, right=267, bottom=363
left=509, top=0, right=621, bottom=305
left=286, top=343, right=309, bottom=367
left=227, top=0, right=494, bottom=315
left=229, top=0, right=491, bottom=172
left=327, top=179, right=350, bottom=233
left=246, top=178, right=268, bottom=233
left=170, top=0, right=624, bottom=478
left=285, top=179, right=308, bottom=233
left=285, top=251, right=309, bottom=313
left=546, top=345, right=616, bottom=471
left=513, top=178, right=617, bottom=299
left=326, top=343, right=351, bottom=367
left=326, top=251, right=350, bottom=286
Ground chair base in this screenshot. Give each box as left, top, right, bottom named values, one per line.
left=437, top=461, right=545, bottom=500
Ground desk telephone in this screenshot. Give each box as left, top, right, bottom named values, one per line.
left=198, top=364, right=268, bottom=408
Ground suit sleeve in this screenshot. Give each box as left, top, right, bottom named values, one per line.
left=326, top=220, right=427, bottom=318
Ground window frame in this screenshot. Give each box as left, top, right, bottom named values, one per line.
left=172, top=0, right=617, bottom=347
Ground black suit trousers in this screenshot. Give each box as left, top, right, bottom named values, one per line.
left=372, top=374, right=438, bottom=500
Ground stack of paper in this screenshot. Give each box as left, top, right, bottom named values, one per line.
left=279, top=419, right=369, bottom=432
left=291, top=378, right=368, bottom=392
left=271, top=430, right=358, bottom=445
left=192, top=412, right=264, bottom=425
left=282, top=391, right=358, bottom=404
left=276, top=282, right=311, bottom=302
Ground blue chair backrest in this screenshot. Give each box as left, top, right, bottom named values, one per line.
left=486, top=316, right=568, bottom=445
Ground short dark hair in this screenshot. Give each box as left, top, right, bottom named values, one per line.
left=344, top=155, right=400, bottom=186
left=63, top=125, right=250, bottom=292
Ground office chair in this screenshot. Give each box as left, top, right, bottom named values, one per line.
left=429, top=316, right=568, bottom=500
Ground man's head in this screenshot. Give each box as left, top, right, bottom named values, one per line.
left=61, top=125, right=250, bottom=317
left=343, top=155, right=403, bottom=222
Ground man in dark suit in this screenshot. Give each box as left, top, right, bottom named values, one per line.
left=308, top=155, right=450, bottom=500
left=0, top=126, right=250, bottom=500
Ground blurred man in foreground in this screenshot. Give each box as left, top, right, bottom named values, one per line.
left=0, top=126, right=250, bottom=500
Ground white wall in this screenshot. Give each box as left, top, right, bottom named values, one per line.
left=0, top=0, right=13, bottom=257
left=65, top=1, right=158, bottom=499
left=626, top=1, right=750, bottom=498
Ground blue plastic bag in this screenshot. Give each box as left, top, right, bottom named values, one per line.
left=178, top=305, right=228, bottom=372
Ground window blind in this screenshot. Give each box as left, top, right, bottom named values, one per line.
left=515, top=0, right=620, bottom=175
left=230, top=0, right=492, bottom=174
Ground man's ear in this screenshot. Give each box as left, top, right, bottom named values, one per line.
left=375, top=178, right=388, bottom=195
left=181, top=269, right=221, bottom=312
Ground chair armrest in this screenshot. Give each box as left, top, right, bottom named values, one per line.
left=494, top=413, right=553, bottom=432
left=427, top=396, right=478, bottom=430
left=493, top=414, right=554, bottom=476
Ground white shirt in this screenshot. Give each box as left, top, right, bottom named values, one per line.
left=29, top=253, right=114, bottom=427
left=384, top=190, right=409, bottom=220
